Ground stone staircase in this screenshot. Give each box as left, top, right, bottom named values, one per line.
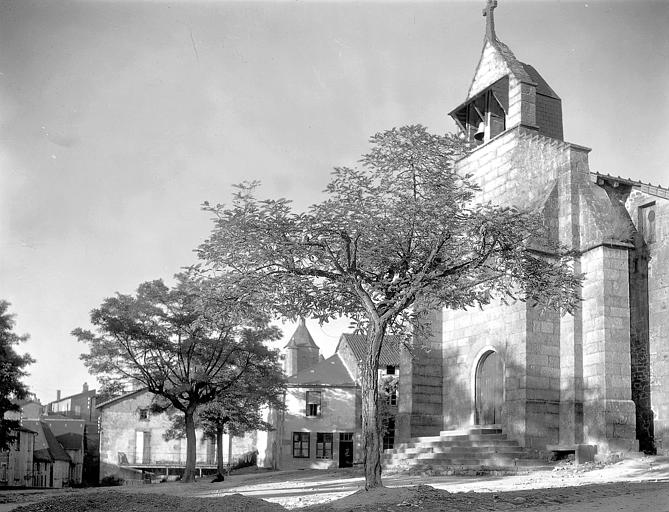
left=383, top=427, right=551, bottom=475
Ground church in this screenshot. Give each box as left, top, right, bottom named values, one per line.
left=397, top=0, right=669, bottom=460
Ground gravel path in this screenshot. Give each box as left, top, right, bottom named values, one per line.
left=1, top=455, right=668, bottom=512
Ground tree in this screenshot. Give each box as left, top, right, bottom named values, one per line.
left=197, top=125, right=582, bottom=488
left=200, top=372, right=284, bottom=479
left=157, top=357, right=284, bottom=479
left=0, top=301, right=35, bottom=451
left=75, top=276, right=284, bottom=482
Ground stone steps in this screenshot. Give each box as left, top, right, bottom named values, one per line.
left=383, top=427, right=551, bottom=474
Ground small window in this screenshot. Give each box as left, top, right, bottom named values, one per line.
left=316, top=433, right=333, bottom=459
left=386, top=365, right=396, bottom=375
left=292, top=432, right=310, bottom=458
left=138, top=408, right=149, bottom=421
left=339, top=432, right=353, bottom=441
left=639, top=203, right=656, bottom=244
left=383, top=418, right=396, bottom=451
left=306, top=391, right=321, bottom=417
left=14, top=433, right=20, bottom=452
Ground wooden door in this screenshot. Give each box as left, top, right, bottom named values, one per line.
left=475, top=351, right=504, bottom=425
left=338, top=433, right=353, bottom=468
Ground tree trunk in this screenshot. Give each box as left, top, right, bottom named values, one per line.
left=216, top=425, right=225, bottom=475
left=183, top=409, right=197, bottom=483
left=361, top=321, right=386, bottom=489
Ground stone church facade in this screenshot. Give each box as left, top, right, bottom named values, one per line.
left=399, top=1, right=669, bottom=458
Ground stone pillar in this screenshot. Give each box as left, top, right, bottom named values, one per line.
left=557, top=159, right=584, bottom=446
left=397, top=309, right=443, bottom=442
left=581, top=245, right=638, bottom=454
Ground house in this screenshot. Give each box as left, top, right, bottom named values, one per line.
left=260, top=321, right=400, bottom=470
left=47, top=383, right=98, bottom=422
left=43, top=418, right=85, bottom=485
left=43, top=383, right=99, bottom=485
left=0, top=427, right=35, bottom=487
left=398, top=0, right=669, bottom=460
left=97, top=388, right=255, bottom=482
left=22, top=420, right=72, bottom=488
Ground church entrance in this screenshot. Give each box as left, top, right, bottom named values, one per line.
left=475, top=351, right=504, bottom=425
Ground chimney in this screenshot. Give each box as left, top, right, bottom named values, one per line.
left=56, top=390, right=61, bottom=401
left=82, top=382, right=89, bottom=392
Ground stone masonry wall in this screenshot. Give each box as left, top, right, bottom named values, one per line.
left=625, top=190, right=669, bottom=454
left=468, top=40, right=511, bottom=100
left=398, top=309, right=443, bottom=441
left=441, top=300, right=527, bottom=443
left=580, top=246, right=638, bottom=453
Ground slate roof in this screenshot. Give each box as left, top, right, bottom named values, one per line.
left=22, top=420, right=71, bottom=462
left=336, top=334, right=401, bottom=367
left=56, top=432, right=84, bottom=451
left=284, top=317, right=319, bottom=349
left=521, top=63, right=560, bottom=99
left=33, top=448, right=53, bottom=463
left=287, top=353, right=356, bottom=387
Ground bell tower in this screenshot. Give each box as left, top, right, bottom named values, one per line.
left=449, top=0, right=563, bottom=144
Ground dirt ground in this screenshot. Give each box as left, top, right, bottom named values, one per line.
left=2, top=455, right=669, bottom=511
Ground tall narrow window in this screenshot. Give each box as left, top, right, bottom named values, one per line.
left=383, top=417, right=396, bottom=451
left=316, top=433, right=333, bottom=459
left=306, top=391, right=322, bottom=417
left=292, top=432, right=310, bottom=458
left=639, top=203, right=656, bottom=244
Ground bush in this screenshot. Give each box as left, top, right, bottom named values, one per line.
left=232, top=450, right=258, bottom=470
left=100, top=475, right=124, bottom=486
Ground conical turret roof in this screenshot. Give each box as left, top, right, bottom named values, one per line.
left=284, top=317, right=319, bottom=349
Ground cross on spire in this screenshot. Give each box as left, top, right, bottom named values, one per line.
left=482, top=0, right=498, bottom=41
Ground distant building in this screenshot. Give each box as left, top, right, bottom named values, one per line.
left=22, top=420, right=72, bottom=488
left=259, top=321, right=399, bottom=470
left=0, top=427, right=36, bottom=487
left=44, top=383, right=99, bottom=485
left=97, top=388, right=255, bottom=482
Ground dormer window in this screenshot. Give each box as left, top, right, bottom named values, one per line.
left=450, top=76, right=508, bottom=144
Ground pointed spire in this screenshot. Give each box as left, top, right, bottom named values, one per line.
left=482, top=0, right=498, bottom=41
left=284, top=317, right=319, bottom=349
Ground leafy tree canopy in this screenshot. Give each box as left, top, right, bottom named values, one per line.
left=75, top=275, right=285, bottom=482
left=196, top=125, right=582, bottom=488
left=0, top=301, right=35, bottom=451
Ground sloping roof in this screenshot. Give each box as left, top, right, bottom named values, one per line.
left=41, top=423, right=71, bottom=462
left=33, top=448, right=53, bottom=463
left=22, top=420, right=71, bottom=462
left=521, top=63, right=560, bottom=99
left=284, top=317, right=319, bottom=349
left=592, top=172, right=669, bottom=199
left=287, top=353, right=356, bottom=387
left=96, top=388, right=148, bottom=409
left=56, top=432, right=84, bottom=451
left=336, top=334, right=401, bottom=367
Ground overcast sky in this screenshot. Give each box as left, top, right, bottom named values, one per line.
left=1, top=0, right=668, bottom=403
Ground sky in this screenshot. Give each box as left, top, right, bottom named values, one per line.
left=1, top=0, right=668, bottom=404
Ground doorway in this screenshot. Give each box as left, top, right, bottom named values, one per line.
left=475, top=351, right=504, bottom=425
left=338, top=433, right=353, bottom=468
